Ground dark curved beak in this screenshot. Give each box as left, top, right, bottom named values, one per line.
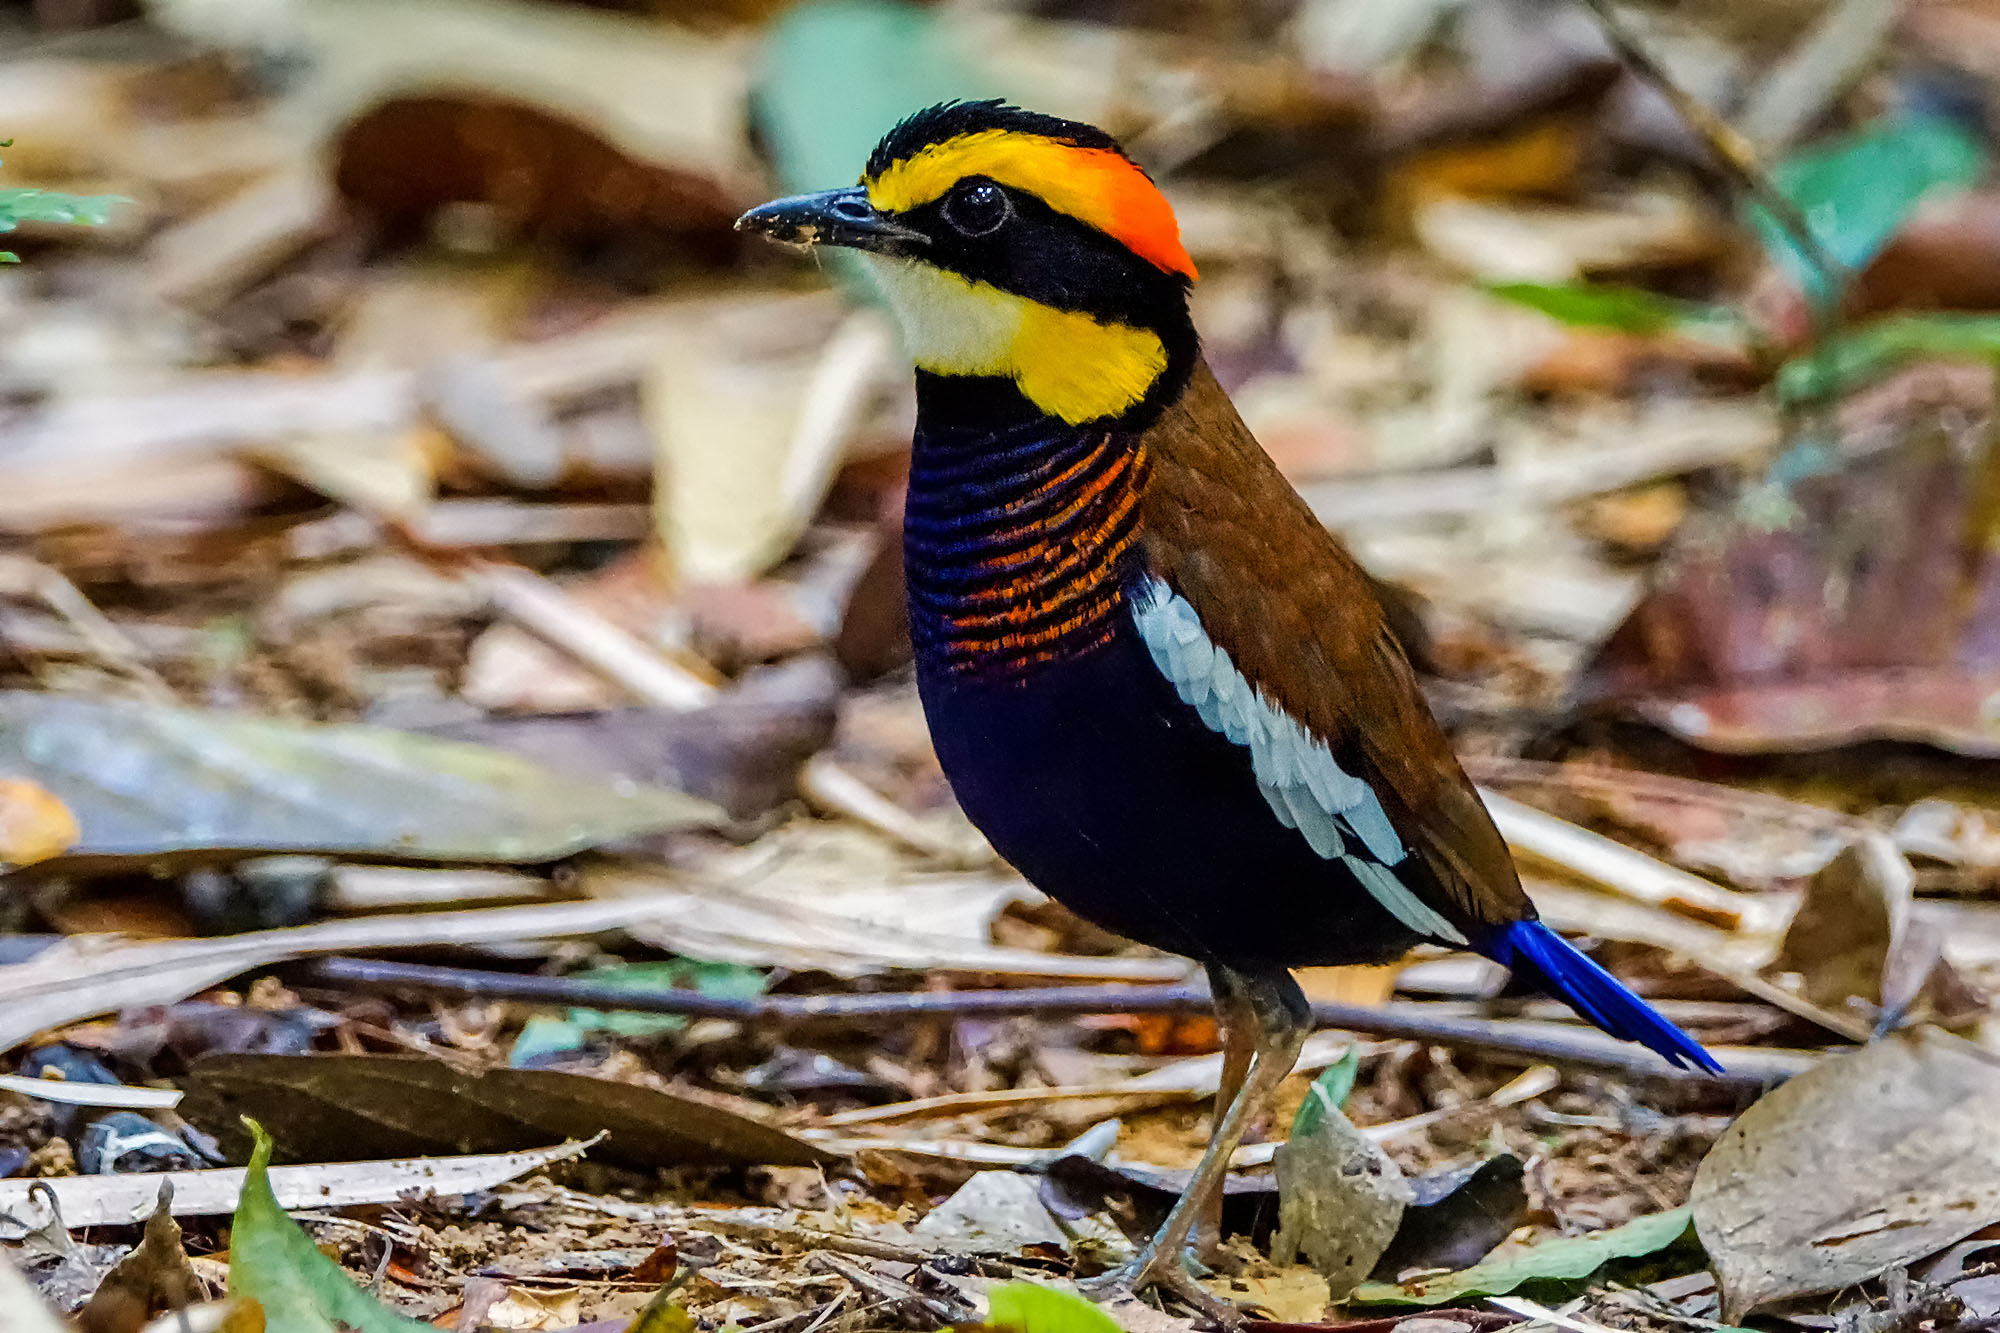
left=735, top=186, right=927, bottom=258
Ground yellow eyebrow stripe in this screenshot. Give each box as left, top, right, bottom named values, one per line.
left=866, top=129, right=1196, bottom=279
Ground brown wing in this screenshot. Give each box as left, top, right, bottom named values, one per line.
left=1136, top=359, right=1530, bottom=930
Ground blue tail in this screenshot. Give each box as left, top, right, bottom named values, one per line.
left=1488, top=920, right=1722, bottom=1074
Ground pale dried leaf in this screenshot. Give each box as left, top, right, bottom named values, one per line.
left=1274, top=1085, right=1411, bottom=1298
left=911, top=1172, right=1068, bottom=1256
left=1692, top=1028, right=2000, bottom=1321
left=0, top=1140, right=590, bottom=1239
left=0, top=692, right=717, bottom=867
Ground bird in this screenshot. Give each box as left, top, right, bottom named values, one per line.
left=738, top=99, right=1720, bottom=1314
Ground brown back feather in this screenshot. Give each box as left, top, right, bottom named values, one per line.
left=1136, top=359, right=1530, bottom=930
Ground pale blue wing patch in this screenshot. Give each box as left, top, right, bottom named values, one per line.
left=1132, top=576, right=1468, bottom=945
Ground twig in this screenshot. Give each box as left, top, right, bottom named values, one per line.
left=307, top=957, right=1808, bottom=1084
left=0, top=555, right=176, bottom=703
left=0, top=1073, right=181, bottom=1110
left=818, top=1032, right=1360, bottom=1126
left=808, top=1251, right=966, bottom=1329
left=799, top=752, right=989, bottom=863
left=1739, top=0, right=1898, bottom=153
left=1491, top=1294, right=1633, bottom=1333
left=1300, top=402, right=1776, bottom=530
left=1571, top=0, right=1845, bottom=300
left=808, top=1067, right=1557, bottom=1168
left=697, top=1214, right=1020, bottom=1278
left=475, top=560, right=719, bottom=711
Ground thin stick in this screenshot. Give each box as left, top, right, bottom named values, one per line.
left=1573, top=0, right=1842, bottom=289
left=307, top=957, right=1808, bottom=1084
left=476, top=561, right=719, bottom=711
left=0, top=555, right=176, bottom=703
left=798, top=752, right=986, bottom=863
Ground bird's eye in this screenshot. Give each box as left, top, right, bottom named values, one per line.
left=942, top=180, right=1009, bottom=237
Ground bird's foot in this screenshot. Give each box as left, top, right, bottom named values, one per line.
left=1080, top=1248, right=1242, bottom=1327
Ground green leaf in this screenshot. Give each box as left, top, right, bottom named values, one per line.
left=755, top=1, right=992, bottom=297
left=1349, top=1205, right=1695, bottom=1306
left=977, top=1283, right=1121, bottom=1333
left=510, top=1015, right=589, bottom=1065
left=1775, top=312, right=2000, bottom=403
left=227, top=1118, right=435, bottom=1333
left=0, top=187, right=125, bottom=229
left=759, top=2, right=991, bottom=197
left=1483, top=281, right=1740, bottom=341
left=1750, top=113, right=1986, bottom=306
left=0, top=139, right=126, bottom=264
left=1288, top=1046, right=1360, bottom=1139
left=509, top=958, right=769, bottom=1065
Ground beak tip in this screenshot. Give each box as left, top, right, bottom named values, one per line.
left=735, top=187, right=912, bottom=255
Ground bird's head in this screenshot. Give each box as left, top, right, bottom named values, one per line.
left=738, top=100, right=1198, bottom=427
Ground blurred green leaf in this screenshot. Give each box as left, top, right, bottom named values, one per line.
left=0, top=187, right=123, bottom=228
left=1288, top=1046, right=1360, bottom=1138
left=1350, top=1205, right=1695, bottom=1306
left=0, top=139, right=125, bottom=263
left=1750, top=113, right=1985, bottom=306
left=975, top=1282, right=1121, bottom=1333
left=759, top=2, right=990, bottom=196
left=1776, top=312, right=2000, bottom=402
left=228, top=1118, right=434, bottom=1333
left=1484, top=281, right=1742, bottom=340
left=510, top=958, right=769, bottom=1065
left=755, top=1, right=991, bottom=296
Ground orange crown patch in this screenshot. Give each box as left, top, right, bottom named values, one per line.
left=867, top=129, right=1198, bottom=282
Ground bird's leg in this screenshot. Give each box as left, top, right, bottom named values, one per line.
left=1192, top=963, right=1257, bottom=1264
left=1084, top=967, right=1310, bottom=1320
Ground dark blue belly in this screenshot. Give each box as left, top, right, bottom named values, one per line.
left=917, top=621, right=1422, bottom=970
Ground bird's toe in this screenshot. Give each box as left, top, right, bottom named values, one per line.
left=1080, top=1250, right=1243, bottom=1327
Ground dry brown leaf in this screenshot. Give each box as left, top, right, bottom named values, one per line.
left=1692, top=1027, right=2000, bottom=1321
left=178, top=1053, right=830, bottom=1170
left=0, top=690, right=718, bottom=868
left=76, top=1184, right=203, bottom=1333
left=1768, top=833, right=1908, bottom=1010
left=151, top=0, right=763, bottom=207
left=583, top=857, right=1188, bottom=982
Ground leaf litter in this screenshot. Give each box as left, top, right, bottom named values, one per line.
left=1692, top=1028, right=2000, bottom=1322
left=13, top=1, right=2000, bottom=1331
